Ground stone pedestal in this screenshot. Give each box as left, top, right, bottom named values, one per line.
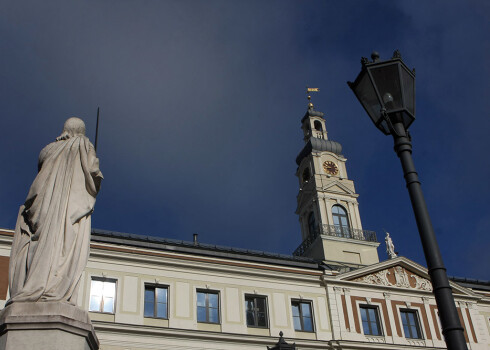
left=0, top=302, right=99, bottom=350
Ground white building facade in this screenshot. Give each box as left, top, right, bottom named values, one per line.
left=0, top=102, right=488, bottom=349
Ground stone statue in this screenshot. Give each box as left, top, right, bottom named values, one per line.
left=385, top=232, right=397, bottom=259
left=7, top=117, right=103, bottom=305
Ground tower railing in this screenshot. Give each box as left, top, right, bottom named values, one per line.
left=293, top=225, right=377, bottom=256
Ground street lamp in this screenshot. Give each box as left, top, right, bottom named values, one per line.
left=348, top=50, right=467, bottom=350
left=267, top=332, right=296, bottom=350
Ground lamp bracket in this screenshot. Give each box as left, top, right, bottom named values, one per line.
left=381, top=108, right=406, bottom=138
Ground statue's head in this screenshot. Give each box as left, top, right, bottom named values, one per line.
left=63, top=117, right=86, bottom=137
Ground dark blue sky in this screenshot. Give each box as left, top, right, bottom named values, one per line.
left=1, top=1, right=489, bottom=279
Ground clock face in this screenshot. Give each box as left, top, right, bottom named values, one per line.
left=323, top=161, right=338, bottom=175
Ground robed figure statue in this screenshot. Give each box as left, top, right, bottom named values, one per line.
left=8, top=117, right=103, bottom=305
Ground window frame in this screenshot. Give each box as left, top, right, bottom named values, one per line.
left=400, top=309, right=423, bottom=339
left=88, top=277, right=117, bottom=314
left=359, top=304, right=383, bottom=336
left=291, top=299, right=315, bottom=333
left=245, top=294, right=269, bottom=328
left=144, top=284, right=169, bottom=319
left=196, top=290, right=220, bottom=324
left=332, top=204, right=351, bottom=238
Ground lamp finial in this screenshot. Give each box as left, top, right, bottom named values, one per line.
left=371, top=51, right=380, bottom=62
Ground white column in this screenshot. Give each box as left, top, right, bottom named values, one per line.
left=318, top=195, right=329, bottom=228
left=459, top=301, right=473, bottom=349
left=346, top=201, right=357, bottom=230
left=331, top=286, right=345, bottom=339
left=422, top=297, right=437, bottom=348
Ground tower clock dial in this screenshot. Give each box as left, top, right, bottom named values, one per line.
left=323, top=161, right=338, bottom=175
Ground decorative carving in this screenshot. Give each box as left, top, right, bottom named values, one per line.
left=394, top=266, right=411, bottom=288
left=411, top=274, right=433, bottom=291
left=359, top=270, right=391, bottom=286
left=383, top=292, right=391, bottom=299
left=343, top=288, right=351, bottom=295
left=366, top=336, right=386, bottom=343
left=366, top=297, right=372, bottom=305
left=333, top=287, right=343, bottom=293
left=405, top=302, right=411, bottom=309
left=355, top=266, right=434, bottom=292
left=407, top=340, right=426, bottom=346
left=422, top=297, right=430, bottom=304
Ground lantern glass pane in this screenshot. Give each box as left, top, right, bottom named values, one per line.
left=354, top=71, right=382, bottom=124
left=370, top=64, right=403, bottom=111
left=401, top=67, right=415, bottom=116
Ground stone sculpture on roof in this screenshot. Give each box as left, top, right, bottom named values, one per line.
left=385, top=231, right=397, bottom=259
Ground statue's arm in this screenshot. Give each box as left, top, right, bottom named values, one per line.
left=87, top=143, right=103, bottom=192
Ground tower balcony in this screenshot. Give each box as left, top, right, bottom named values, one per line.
left=293, top=224, right=378, bottom=257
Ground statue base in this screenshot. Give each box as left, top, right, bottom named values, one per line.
left=0, top=302, right=99, bottom=350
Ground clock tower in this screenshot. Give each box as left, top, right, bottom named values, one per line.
left=293, top=97, right=380, bottom=266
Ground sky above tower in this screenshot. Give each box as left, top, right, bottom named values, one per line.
left=1, top=0, right=489, bottom=279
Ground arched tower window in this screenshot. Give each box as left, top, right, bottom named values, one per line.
left=332, top=205, right=350, bottom=238
left=302, top=167, right=311, bottom=184
left=314, top=120, right=323, bottom=131
left=307, top=212, right=316, bottom=237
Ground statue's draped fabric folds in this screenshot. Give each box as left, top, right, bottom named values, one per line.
left=8, top=117, right=102, bottom=305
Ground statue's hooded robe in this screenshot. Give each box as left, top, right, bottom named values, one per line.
left=8, top=122, right=102, bottom=305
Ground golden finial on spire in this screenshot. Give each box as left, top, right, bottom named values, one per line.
left=306, top=87, right=320, bottom=108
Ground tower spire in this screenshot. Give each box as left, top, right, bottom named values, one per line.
left=294, top=90, right=380, bottom=266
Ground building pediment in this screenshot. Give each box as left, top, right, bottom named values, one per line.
left=335, top=257, right=473, bottom=296
left=352, top=266, right=433, bottom=291
left=322, top=181, right=354, bottom=195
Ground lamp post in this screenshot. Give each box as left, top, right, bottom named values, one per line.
left=267, top=331, right=296, bottom=350
left=348, top=50, right=467, bottom=350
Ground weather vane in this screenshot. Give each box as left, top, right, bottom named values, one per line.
left=306, top=86, right=320, bottom=108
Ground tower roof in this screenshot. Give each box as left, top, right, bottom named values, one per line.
left=301, top=105, right=324, bottom=123
left=296, top=137, right=343, bottom=165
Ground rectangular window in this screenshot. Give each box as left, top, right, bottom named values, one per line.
left=291, top=300, right=314, bottom=332
left=245, top=295, right=268, bottom=328
left=360, top=305, right=383, bottom=336
left=89, top=279, right=116, bottom=313
left=401, top=309, right=423, bottom=339
left=144, top=285, right=168, bottom=319
left=197, top=291, right=219, bottom=324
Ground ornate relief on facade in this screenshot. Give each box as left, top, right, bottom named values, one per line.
left=407, top=339, right=426, bottom=347
left=411, top=274, right=433, bottom=291
left=353, top=266, right=433, bottom=291
left=357, top=269, right=391, bottom=286
left=394, top=266, right=411, bottom=288
left=366, top=336, right=386, bottom=343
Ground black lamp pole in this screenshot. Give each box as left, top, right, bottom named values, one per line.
left=348, top=51, right=467, bottom=350
left=391, top=120, right=466, bottom=350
